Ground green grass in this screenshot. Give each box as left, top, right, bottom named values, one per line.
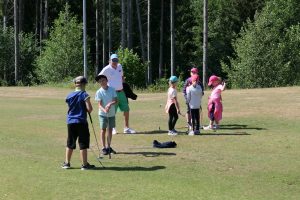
left=0, top=86, right=299, bottom=200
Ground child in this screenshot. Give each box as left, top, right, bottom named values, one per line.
left=182, top=67, right=204, bottom=130
left=186, top=74, right=203, bottom=135
left=204, top=75, right=226, bottom=130
left=95, top=74, right=118, bottom=156
left=165, top=76, right=181, bottom=135
left=62, top=76, right=95, bottom=170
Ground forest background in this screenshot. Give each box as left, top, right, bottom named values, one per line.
left=0, top=0, right=299, bottom=88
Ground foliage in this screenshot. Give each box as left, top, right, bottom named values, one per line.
left=0, top=27, right=14, bottom=86
left=225, top=0, right=300, bottom=88
left=35, top=4, right=87, bottom=83
left=191, top=0, right=265, bottom=79
left=116, top=47, right=146, bottom=88
left=0, top=27, right=38, bottom=86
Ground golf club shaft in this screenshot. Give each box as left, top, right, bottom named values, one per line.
left=88, top=112, right=105, bottom=167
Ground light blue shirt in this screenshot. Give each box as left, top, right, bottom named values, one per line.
left=95, top=86, right=117, bottom=117
left=187, top=84, right=203, bottom=109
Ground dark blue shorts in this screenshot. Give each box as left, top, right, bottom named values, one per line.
left=67, top=123, right=90, bottom=150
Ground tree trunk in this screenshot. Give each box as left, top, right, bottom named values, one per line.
left=147, top=0, right=151, bottom=84
left=170, top=0, right=174, bottom=76
left=43, top=0, right=48, bottom=38
left=39, top=0, right=43, bottom=52
left=108, top=0, right=112, bottom=55
left=159, top=0, right=164, bottom=79
left=18, top=0, right=23, bottom=32
left=2, top=0, right=8, bottom=31
left=121, top=0, right=126, bottom=48
left=14, top=0, right=19, bottom=84
left=102, top=0, right=107, bottom=67
left=127, top=0, right=132, bottom=49
left=203, top=0, right=208, bottom=87
left=34, top=0, right=39, bottom=45
left=95, top=0, right=99, bottom=74
left=135, top=0, right=145, bottom=63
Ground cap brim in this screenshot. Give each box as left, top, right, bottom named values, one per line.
left=111, top=58, right=119, bottom=62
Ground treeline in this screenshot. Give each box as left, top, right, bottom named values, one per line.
left=0, top=0, right=299, bottom=88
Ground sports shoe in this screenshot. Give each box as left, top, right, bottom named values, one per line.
left=203, top=125, right=214, bottom=130
left=213, top=125, right=220, bottom=129
left=168, top=130, right=177, bottom=136
left=112, top=128, right=118, bottom=135
left=108, top=147, right=117, bottom=154
left=172, top=129, right=178, bottom=134
left=102, top=147, right=108, bottom=155
left=81, top=163, right=95, bottom=170
left=194, top=130, right=200, bottom=135
left=123, top=127, right=136, bottom=134
left=188, top=130, right=195, bottom=136
left=62, top=162, right=71, bottom=169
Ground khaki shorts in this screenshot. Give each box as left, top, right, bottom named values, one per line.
left=99, top=115, right=116, bottom=129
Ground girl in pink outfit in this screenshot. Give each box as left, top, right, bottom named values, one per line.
left=165, top=76, right=181, bottom=135
left=204, top=75, right=226, bottom=130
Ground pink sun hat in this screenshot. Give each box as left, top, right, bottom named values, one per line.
left=208, top=75, right=221, bottom=86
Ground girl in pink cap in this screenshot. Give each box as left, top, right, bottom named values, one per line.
left=204, top=75, right=226, bottom=130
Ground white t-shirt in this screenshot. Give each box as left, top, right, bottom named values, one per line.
left=99, top=64, right=123, bottom=91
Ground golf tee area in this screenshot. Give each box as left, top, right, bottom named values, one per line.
left=0, top=86, right=299, bottom=200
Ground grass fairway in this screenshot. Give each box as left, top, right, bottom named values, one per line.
left=0, top=86, right=299, bottom=200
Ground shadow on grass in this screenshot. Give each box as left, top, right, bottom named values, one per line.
left=135, top=130, right=187, bottom=134
left=117, top=151, right=176, bottom=157
left=219, top=124, right=266, bottom=130
left=201, top=132, right=251, bottom=136
left=94, top=165, right=166, bottom=171
left=135, top=130, right=167, bottom=134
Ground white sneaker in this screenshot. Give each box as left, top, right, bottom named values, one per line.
left=123, top=127, right=136, bottom=134
left=188, top=130, right=195, bottom=136
left=168, top=130, right=177, bottom=136
left=112, top=128, right=118, bottom=135
left=203, top=125, right=214, bottom=130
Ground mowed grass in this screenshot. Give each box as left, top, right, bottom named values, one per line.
left=0, top=86, right=299, bottom=200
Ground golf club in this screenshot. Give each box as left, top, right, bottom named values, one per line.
left=88, top=112, right=105, bottom=168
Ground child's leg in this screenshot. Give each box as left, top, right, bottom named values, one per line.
left=101, top=129, right=106, bottom=148
left=191, top=109, right=196, bottom=131
left=194, top=109, right=200, bottom=131
left=168, top=113, right=174, bottom=130
left=80, top=148, right=88, bottom=165
left=168, top=104, right=176, bottom=130
left=65, top=148, right=73, bottom=163
left=172, top=112, right=178, bottom=130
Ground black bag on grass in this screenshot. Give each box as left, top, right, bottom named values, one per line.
left=153, top=140, right=177, bottom=148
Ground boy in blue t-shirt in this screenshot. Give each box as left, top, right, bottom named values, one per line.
left=95, top=74, right=118, bottom=156
left=62, top=76, right=95, bottom=170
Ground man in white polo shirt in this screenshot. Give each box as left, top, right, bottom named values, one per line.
left=99, top=54, right=136, bottom=134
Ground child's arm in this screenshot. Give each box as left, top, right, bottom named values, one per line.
left=85, top=97, right=93, bottom=113
left=173, top=97, right=181, bottom=115
left=104, top=97, right=118, bottom=112
left=186, top=87, right=191, bottom=104
left=220, top=81, right=226, bottom=91
left=98, top=100, right=106, bottom=113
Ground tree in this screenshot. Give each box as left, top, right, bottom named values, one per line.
left=117, top=47, right=146, bottom=88
left=225, top=0, right=300, bottom=88
left=35, top=4, right=86, bottom=83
